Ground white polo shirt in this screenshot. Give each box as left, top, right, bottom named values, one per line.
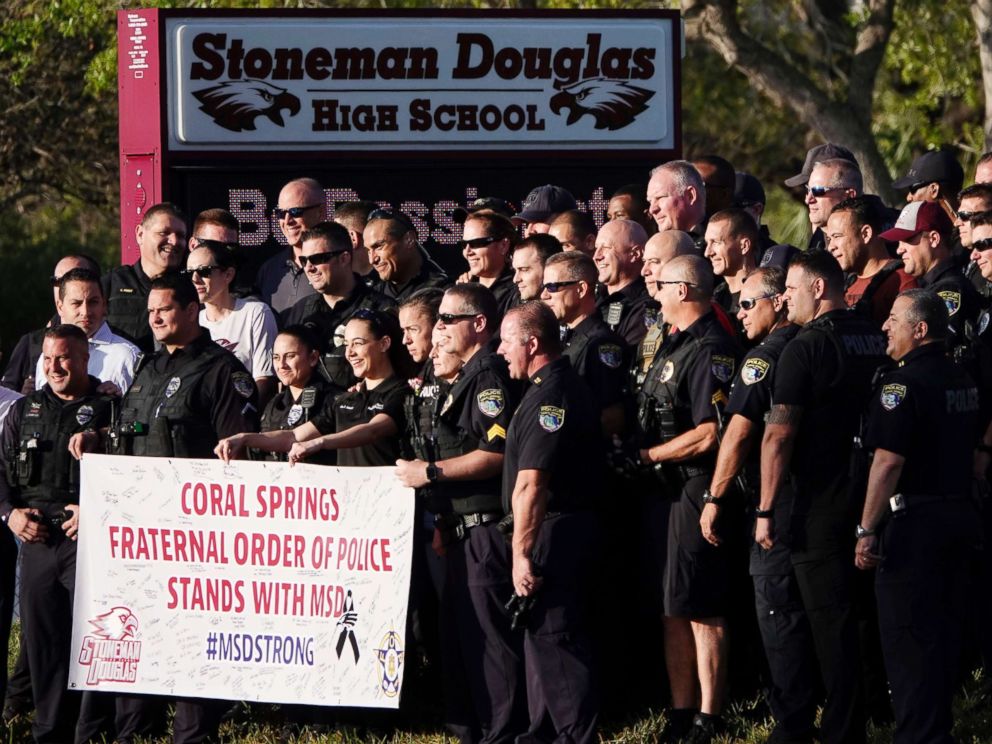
left=35, top=322, right=141, bottom=393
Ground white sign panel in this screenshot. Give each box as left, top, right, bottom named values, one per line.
left=165, top=16, right=677, bottom=151
left=70, top=455, right=414, bottom=707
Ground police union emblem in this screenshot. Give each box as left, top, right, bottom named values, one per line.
left=711, top=355, right=735, bottom=383
left=376, top=630, right=405, bottom=698
left=232, top=372, right=254, bottom=399
left=598, top=344, right=622, bottom=369
left=75, top=405, right=95, bottom=426
left=286, top=404, right=303, bottom=426
left=164, top=377, right=182, bottom=398
left=937, top=290, right=962, bottom=316
left=880, top=383, right=907, bottom=411
left=477, top=389, right=505, bottom=418
left=539, top=405, right=566, bottom=432
left=659, top=360, right=675, bottom=382
left=741, top=358, right=769, bottom=386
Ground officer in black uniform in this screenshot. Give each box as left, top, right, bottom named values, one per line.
left=0, top=325, right=113, bottom=742
left=701, top=268, right=816, bottom=743
left=756, top=250, right=888, bottom=744
left=630, top=255, right=740, bottom=742
left=82, top=272, right=259, bottom=744
left=281, top=222, right=396, bottom=390
left=364, top=209, right=451, bottom=303
left=541, top=252, right=626, bottom=437
left=498, top=301, right=602, bottom=744
left=594, top=219, right=655, bottom=347
left=396, top=284, right=524, bottom=744
left=459, top=213, right=520, bottom=320
left=856, top=289, right=981, bottom=744
left=103, top=203, right=188, bottom=353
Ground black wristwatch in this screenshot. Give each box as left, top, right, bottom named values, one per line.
left=754, top=508, right=774, bottom=519
left=855, top=524, right=876, bottom=539
left=425, top=462, right=440, bottom=484
left=701, top=489, right=723, bottom=506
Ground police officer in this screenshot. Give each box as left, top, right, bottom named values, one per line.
left=593, top=219, right=654, bottom=347
left=0, top=325, right=113, bottom=742
left=756, top=250, right=888, bottom=744
left=282, top=222, right=396, bottom=390
left=395, top=284, right=523, bottom=744
left=856, top=289, right=981, bottom=744
left=632, top=255, right=740, bottom=742
left=541, top=252, right=626, bottom=437
left=701, top=268, right=817, bottom=742
left=497, top=301, right=602, bottom=744
left=78, top=272, right=259, bottom=744
left=364, top=209, right=451, bottom=302
left=103, top=203, right=188, bottom=352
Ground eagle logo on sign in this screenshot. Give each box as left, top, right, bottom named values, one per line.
left=477, top=389, right=505, bottom=418
left=539, top=405, right=565, bottom=432
left=711, top=355, right=735, bottom=384
left=880, top=383, right=907, bottom=411
left=937, top=290, right=962, bottom=316
left=193, top=80, right=302, bottom=132
left=741, top=358, right=770, bottom=385
left=549, top=77, right=655, bottom=131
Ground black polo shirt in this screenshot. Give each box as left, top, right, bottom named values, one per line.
left=312, top=375, right=409, bottom=467
left=562, top=313, right=626, bottom=410
left=597, top=276, right=656, bottom=347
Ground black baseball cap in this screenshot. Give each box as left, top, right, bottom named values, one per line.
left=452, top=197, right=517, bottom=224
left=512, top=185, right=577, bottom=224
left=784, top=143, right=858, bottom=188
left=891, top=150, right=964, bottom=192
left=759, top=243, right=801, bottom=270
left=733, top=172, right=766, bottom=207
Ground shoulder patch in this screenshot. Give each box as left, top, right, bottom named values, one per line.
left=658, top=360, right=675, bottom=383
left=232, top=372, right=254, bottom=399
left=937, top=290, right=961, bottom=316
left=75, top=405, right=95, bottom=427
left=598, top=343, right=623, bottom=369
left=711, top=354, right=735, bottom=383
left=477, top=388, right=505, bottom=418
left=538, top=405, right=565, bottom=432
left=880, top=383, right=907, bottom=411
left=741, top=358, right=769, bottom=385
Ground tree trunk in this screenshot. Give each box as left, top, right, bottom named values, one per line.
left=971, top=0, right=992, bottom=151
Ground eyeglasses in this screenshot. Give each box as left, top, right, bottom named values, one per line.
left=437, top=312, right=479, bottom=324
left=457, top=236, right=499, bottom=250
left=806, top=185, right=844, bottom=198
left=299, top=250, right=348, bottom=267
left=655, top=279, right=697, bottom=288
left=972, top=238, right=992, bottom=252
left=180, top=266, right=222, bottom=279
left=369, top=208, right=416, bottom=234
left=273, top=204, right=321, bottom=220
left=738, top=294, right=778, bottom=311
left=542, top=280, right=581, bottom=293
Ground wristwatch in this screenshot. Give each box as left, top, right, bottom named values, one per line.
left=425, top=462, right=440, bottom=484
left=754, top=508, right=774, bottom=519
left=701, top=489, right=723, bottom=506
left=855, top=524, right=876, bottom=539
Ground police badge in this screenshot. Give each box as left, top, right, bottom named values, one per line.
left=164, top=377, right=182, bottom=398
left=75, top=405, right=94, bottom=426
left=287, top=404, right=304, bottom=426
left=740, top=358, right=769, bottom=385
left=538, top=405, right=565, bottom=432
left=980, top=311, right=990, bottom=336
left=477, top=389, right=505, bottom=418
left=880, top=383, right=907, bottom=411
left=659, top=360, right=675, bottom=382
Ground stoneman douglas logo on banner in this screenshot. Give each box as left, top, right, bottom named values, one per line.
left=166, top=16, right=677, bottom=150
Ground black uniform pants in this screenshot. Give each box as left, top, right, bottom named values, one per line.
left=791, top=550, right=865, bottom=744
left=0, top=527, right=17, bottom=707
left=875, top=501, right=980, bottom=744
left=20, top=535, right=79, bottom=743
left=441, top=521, right=526, bottom=744
left=750, top=546, right=817, bottom=740
left=112, top=695, right=225, bottom=744
left=518, top=511, right=599, bottom=744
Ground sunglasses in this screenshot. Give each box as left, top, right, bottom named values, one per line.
left=542, top=280, right=582, bottom=293
left=194, top=237, right=238, bottom=252
left=180, top=265, right=223, bottom=279
left=369, top=208, right=416, bottom=234
left=299, top=249, right=348, bottom=267
left=273, top=204, right=321, bottom=220
left=457, top=236, right=499, bottom=250
left=739, top=294, right=778, bottom=311
left=972, top=238, right=992, bottom=252
left=805, top=185, right=844, bottom=198
left=437, top=312, right=479, bottom=324
left=957, top=210, right=981, bottom=222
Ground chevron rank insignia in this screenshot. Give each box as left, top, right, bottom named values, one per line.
left=486, top=423, right=506, bottom=442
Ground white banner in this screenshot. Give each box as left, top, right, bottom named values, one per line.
left=165, top=15, right=678, bottom=151
left=69, top=454, right=414, bottom=708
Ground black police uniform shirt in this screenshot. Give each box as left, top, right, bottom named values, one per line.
left=1, top=325, right=49, bottom=391
left=367, top=249, right=452, bottom=303
left=772, top=309, right=888, bottom=511
left=635, top=312, right=740, bottom=469
left=865, top=343, right=979, bottom=496
left=102, top=261, right=155, bottom=353
left=919, top=257, right=982, bottom=341
left=311, top=375, right=409, bottom=467
left=0, top=376, right=113, bottom=519
left=471, top=268, right=518, bottom=321
left=597, top=276, right=657, bottom=348
left=256, top=378, right=338, bottom=465
left=115, top=332, right=260, bottom=459
left=562, top=314, right=626, bottom=411
left=501, top=357, right=602, bottom=515
left=426, top=348, right=517, bottom=516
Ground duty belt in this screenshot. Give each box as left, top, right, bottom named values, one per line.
left=889, top=492, right=974, bottom=515
left=435, top=511, right=502, bottom=545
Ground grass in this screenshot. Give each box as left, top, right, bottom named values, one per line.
left=4, top=622, right=992, bottom=742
